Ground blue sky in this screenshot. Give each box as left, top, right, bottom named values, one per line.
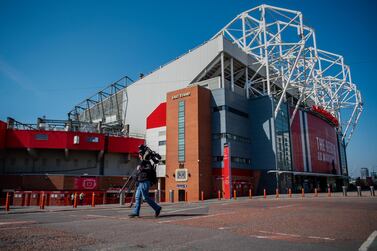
left=0, top=0, right=376, bottom=177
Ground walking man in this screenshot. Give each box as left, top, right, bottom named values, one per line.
left=129, top=148, right=162, bottom=218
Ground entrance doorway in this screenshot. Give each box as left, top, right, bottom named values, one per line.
left=178, top=190, right=185, bottom=201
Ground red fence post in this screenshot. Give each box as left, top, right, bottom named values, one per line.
left=73, top=193, right=78, bottom=208
left=263, top=189, right=267, bottom=199
left=249, top=189, right=252, bottom=199
left=201, top=191, right=204, bottom=201
left=91, top=192, right=95, bottom=207
left=5, top=192, right=10, bottom=212
left=218, top=190, right=221, bottom=200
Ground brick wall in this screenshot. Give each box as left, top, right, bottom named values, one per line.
left=166, top=85, right=212, bottom=201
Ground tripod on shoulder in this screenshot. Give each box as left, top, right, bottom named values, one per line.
left=119, top=167, right=138, bottom=207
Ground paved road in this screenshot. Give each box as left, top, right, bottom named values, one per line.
left=1, top=195, right=376, bottom=250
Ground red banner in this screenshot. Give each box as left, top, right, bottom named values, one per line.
left=74, top=177, right=98, bottom=190
left=290, top=109, right=340, bottom=174
left=222, top=143, right=232, bottom=199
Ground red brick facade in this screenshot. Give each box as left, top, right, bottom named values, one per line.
left=166, top=85, right=212, bottom=201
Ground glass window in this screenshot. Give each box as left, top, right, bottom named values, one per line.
left=178, top=101, right=185, bottom=162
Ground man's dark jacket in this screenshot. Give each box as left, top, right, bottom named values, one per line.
left=135, top=160, right=153, bottom=182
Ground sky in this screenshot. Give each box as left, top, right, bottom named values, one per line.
left=0, top=0, right=376, bottom=177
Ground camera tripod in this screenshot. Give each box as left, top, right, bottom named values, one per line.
left=119, top=168, right=138, bottom=208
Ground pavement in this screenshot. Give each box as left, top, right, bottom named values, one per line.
left=0, top=192, right=376, bottom=251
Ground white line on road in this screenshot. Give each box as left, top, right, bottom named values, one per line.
left=308, top=236, right=335, bottom=241
left=259, top=230, right=300, bottom=238
left=359, top=230, right=377, bottom=251
left=0, top=226, right=32, bottom=231
left=158, top=212, right=235, bottom=224
left=164, top=206, right=207, bottom=214
left=274, top=204, right=296, bottom=209
left=256, top=230, right=335, bottom=241
left=0, top=221, right=36, bottom=226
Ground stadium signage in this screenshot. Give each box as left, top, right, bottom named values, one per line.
left=172, top=92, right=191, bottom=100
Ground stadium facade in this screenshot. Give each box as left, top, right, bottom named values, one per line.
left=0, top=5, right=363, bottom=202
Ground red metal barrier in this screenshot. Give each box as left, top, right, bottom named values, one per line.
left=5, top=192, right=10, bottom=212
left=91, top=192, right=95, bottom=207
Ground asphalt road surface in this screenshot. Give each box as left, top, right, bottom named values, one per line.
left=1, top=194, right=376, bottom=251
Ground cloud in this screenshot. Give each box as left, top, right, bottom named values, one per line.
left=0, top=56, right=42, bottom=96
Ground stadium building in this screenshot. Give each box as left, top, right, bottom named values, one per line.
left=0, top=5, right=363, bottom=203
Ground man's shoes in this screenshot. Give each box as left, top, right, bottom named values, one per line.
left=155, top=207, right=162, bottom=217
left=128, top=213, right=139, bottom=218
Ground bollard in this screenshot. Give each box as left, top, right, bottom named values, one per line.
left=73, top=193, right=78, bottom=208
left=288, top=188, right=292, bottom=198
left=370, top=186, right=375, bottom=197
left=218, top=190, right=221, bottom=200
left=185, top=191, right=188, bottom=202
left=92, top=192, right=96, bottom=207
left=275, top=189, right=279, bottom=199
left=154, top=189, right=159, bottom=203
left=119, top=191, right=125, bottom=206
left=301, top=188, right=304, bottom=198
left=357, top=186, right=362, bottom=197
left=169, top=190, right=174, bottom=203
left=5, top=192, right=10, bottom=212
left=249, top=189, right=252, bottom=199
left=233, top=190, right=237, bottom=200
left=263, top=189, right=267, bottom=199
left=342, top=186, right=347, bottom=197
left=201, top=191, right=204, bottom=201
left=314, top=188, right=318, bottom=197
left=327, top=188, right=331, bottom=197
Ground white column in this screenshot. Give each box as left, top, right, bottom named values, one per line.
left=221, top=52, right=225, bottom=89
left=245, top=67, right=249, bottom=98
left=230, top=57, right=234, bottom=92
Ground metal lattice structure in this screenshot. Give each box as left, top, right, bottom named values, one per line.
left=67, top=76, right=134, bottom=132
left=212, top=4, right=363, bottom=146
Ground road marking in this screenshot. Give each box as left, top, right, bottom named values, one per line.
left=250, top=235, right=271, bottom=239
left=259, top=230, right=300, bottom=238
left=274, top=204, right=296, bottom=209
left=0, top=221, right=36, bottom=226
left=308, top=236, right=335, bottom=241
left=0, top=226, right=32, bottom=231
left=218, top=226, right=234, bottom=230
left=359, top=230, right=377, bottom=251
left=86, top=214, right=118, bottom=219
left=257, top=230, right=335, bottom=241
left=158, top=212, right=235, bottom=224
left=165, top=206, right=207, bottom=214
